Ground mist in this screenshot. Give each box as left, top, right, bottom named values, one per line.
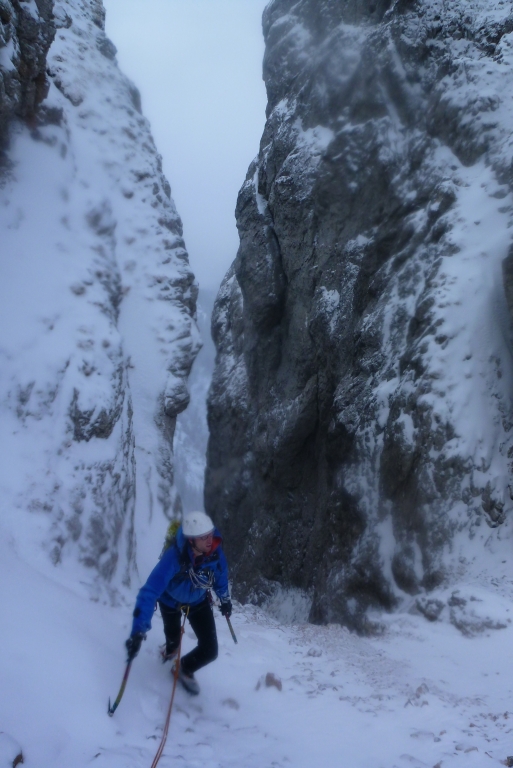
left=103, top=0, right=268, bottom=291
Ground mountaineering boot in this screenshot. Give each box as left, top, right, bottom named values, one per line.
left=159, top=644, right=177, bottom=664
left=177, top=664, right=200, bottom=695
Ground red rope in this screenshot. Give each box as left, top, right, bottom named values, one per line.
left=150, top=607, right=189, bottom=768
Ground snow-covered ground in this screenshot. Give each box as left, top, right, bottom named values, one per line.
left=2, top=523, right=513, bottom=768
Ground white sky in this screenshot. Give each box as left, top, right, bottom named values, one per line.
left=103, top=0, right=268, bottom=291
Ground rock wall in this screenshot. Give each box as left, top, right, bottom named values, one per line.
left=0, top=0, right=199, bottom=591
left=0, top=0, right=55, bottom=155
left=206, top=0, right=513, bottom=629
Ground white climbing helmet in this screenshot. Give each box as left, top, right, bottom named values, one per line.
left=182, top=511, right=214, bottom=538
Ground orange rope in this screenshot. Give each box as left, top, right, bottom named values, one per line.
left=150, top=606, right=189, bottom=768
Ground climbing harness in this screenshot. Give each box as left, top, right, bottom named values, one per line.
left=149, top=605, right=190, bottom=768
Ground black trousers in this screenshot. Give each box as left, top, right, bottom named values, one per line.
left=158, top=597, right=218, bottom=676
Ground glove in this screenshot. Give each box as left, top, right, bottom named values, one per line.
left=125, top=632, right=145, bottom=662
left=220, top=600, right=232, bottom=618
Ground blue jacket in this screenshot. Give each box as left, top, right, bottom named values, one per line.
left=131, top=526, right=230, bottom=636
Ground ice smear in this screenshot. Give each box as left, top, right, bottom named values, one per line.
left=174, top=289, right=217, bottom=513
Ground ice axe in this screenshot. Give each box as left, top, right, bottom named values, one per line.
left=107, top=660, right=132, bottom=716
left=225, top=615, right=238, bottom=644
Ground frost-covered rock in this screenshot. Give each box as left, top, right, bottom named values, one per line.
left=0, top=0, right=199, bottom=587
left=206, top=0, right=513, bottom=630
left=414, top=586, right=510, bottom=636
left=0, top=0, right=55, bottom=155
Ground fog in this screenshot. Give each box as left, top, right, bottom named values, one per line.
left=103, top=0, right=268, bottom=291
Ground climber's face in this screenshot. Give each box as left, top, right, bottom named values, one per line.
left=190, top=531, right=213, bottom=555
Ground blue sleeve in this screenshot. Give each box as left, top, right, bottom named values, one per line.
left=131, top=547, right=178, bottom=635
left=213, top=547, right=230, bottom=602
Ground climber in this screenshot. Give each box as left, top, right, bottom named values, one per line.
left=125, top=511, right=232, bottom=696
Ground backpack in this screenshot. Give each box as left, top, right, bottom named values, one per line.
left=159, top=519, right=181, bottom=559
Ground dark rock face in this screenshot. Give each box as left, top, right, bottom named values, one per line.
left=206, top=0, right=513, bottom=630
left=0, top=0, right=55, bottom=153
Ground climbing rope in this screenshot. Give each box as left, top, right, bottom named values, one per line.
left=149, top=606, right=189, bottom=768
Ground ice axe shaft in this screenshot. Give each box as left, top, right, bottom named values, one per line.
left=108, top=660, right=132, bottom=716
left=225, top=615, right=238, bottom=644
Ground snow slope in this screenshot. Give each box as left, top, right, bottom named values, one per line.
left=2, top=527, right=513, bottom=768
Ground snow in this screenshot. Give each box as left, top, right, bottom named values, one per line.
left=20, top=0, right=41, bottom=21
left=400, top=155, right=513, bottom=527
left=0, top=0, right=200, bottom=584
left=317, top=287, right=341, bottom=333
left=4, top=0, right=513, bottom=766
left=173, top=289, right=217, bottom=513
left=295, top=120, right=335, bottom=156
left=2, top=521, right=513, bottom=768
left=0, top=37, right=16, bottom=71
left=253, top=169, right=269, bottom=216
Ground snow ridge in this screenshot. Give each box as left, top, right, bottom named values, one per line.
left=0, top=0, right=199, bottom=587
